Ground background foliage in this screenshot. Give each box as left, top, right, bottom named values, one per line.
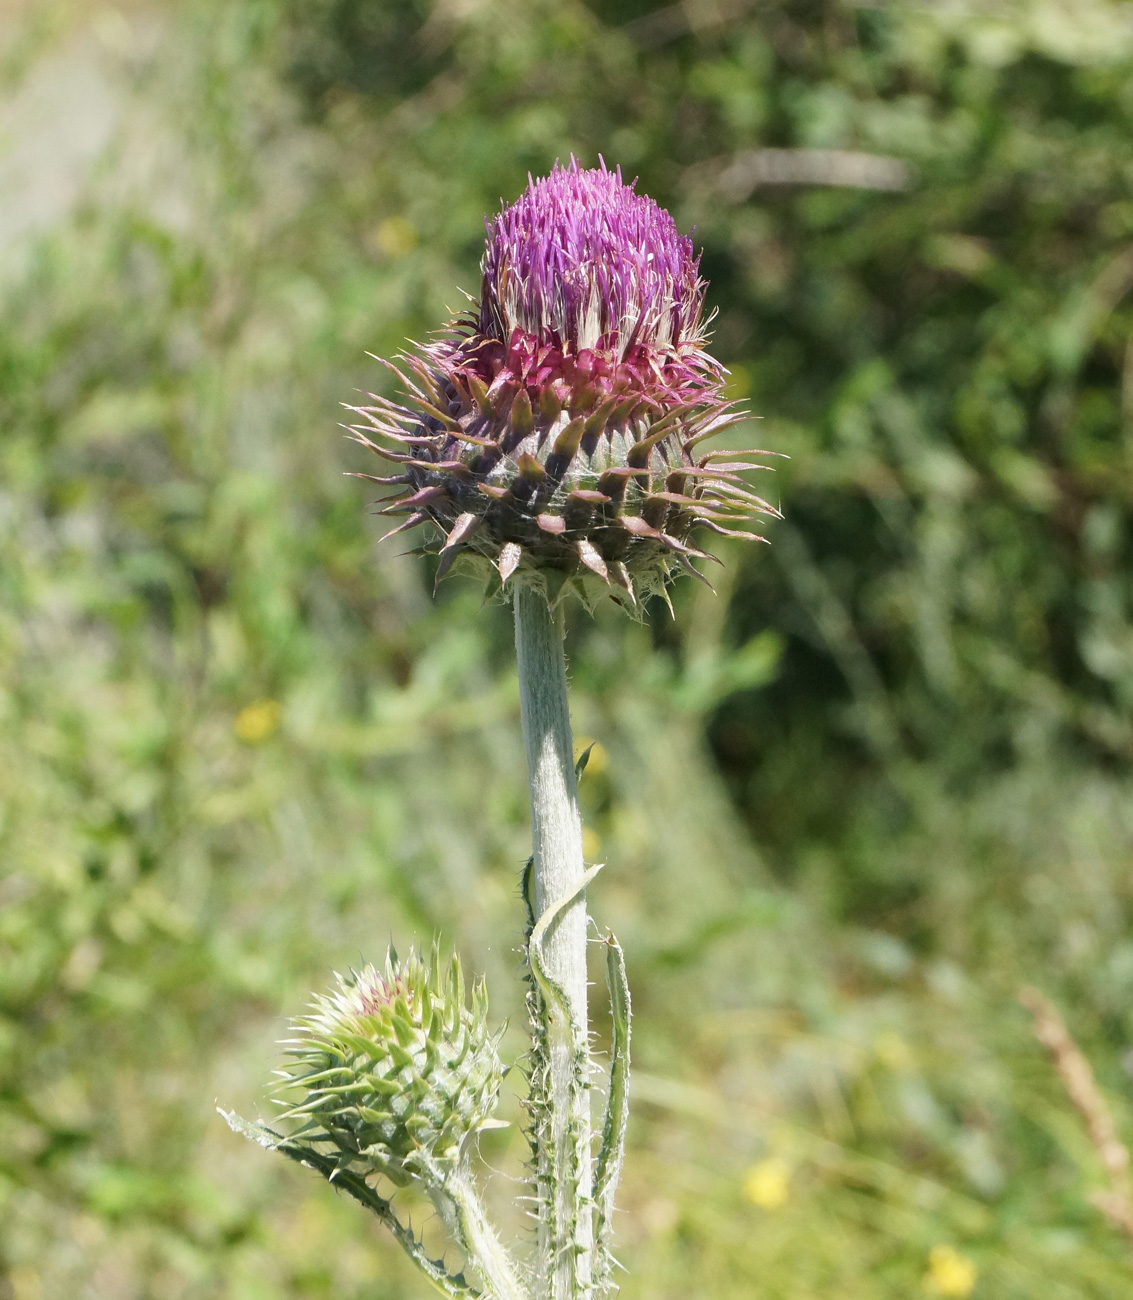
left=4, top=0, right=1133, bottom=1296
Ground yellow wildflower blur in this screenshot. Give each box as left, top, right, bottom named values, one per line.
left=925, top=1244, right=978, bottom=1297
left=743, top=1157, right=790, bottom=1211
left=723, top=362, right=753, bottom=400
left=8, top=1267, right=42, bottom=1300
left=371, top=216, right=418, bottom=258
left=874, top=1031, right=915, bottom=1071
left=234, top=699, right=281, bottom=744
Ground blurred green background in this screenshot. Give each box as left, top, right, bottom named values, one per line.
left=4, top=0, right=1133, bottom=1295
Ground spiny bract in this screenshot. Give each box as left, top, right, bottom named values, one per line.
left=351, top=158, right=778, bottom=608
left=273, top=946, right=506, bottom=1186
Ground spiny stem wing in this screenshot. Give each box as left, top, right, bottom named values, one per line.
left=593, top=933, right=631, bottom=1291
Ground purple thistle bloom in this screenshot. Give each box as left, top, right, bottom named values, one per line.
left=480, top=162, right=702, bottom=356
left=350, top=159, right=778, bottom=606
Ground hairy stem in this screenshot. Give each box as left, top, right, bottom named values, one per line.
left=438, top=1165, right=531, bottom=1300
left=514, top=586, right=593, bottom=1300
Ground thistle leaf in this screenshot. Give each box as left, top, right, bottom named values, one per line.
left=218, top=1110, right=483, bottom=1299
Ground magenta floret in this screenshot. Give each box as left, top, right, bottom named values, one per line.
left=479, top=158, right=703, bottom=354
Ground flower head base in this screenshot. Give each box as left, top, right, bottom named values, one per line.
left=351, top=159, right=778, bottom=607
left=274, top=946, right=505, bottom=1186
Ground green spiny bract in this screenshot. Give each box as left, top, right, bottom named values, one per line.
left=350, top=160, right=779, bottom=610
left=273, top=946, right=506, bottom=1187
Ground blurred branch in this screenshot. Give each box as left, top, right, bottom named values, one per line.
left=690, top=149, right=912, bottom=202
left=1050, top=243, right=1133, bottom=376
left=1019, top=987, right=1133, bottom=1248
left=772, top=522, right=904, bottom=763
left=624, top=0, right=760, bottom=47
left=381, top=71, right=468, bottom=139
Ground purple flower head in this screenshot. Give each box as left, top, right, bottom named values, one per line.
left=479, top=159, right=703, bottom=355
left=349, top=161, right=777, bottom=608
left=455, top=160, right=720, bottom=414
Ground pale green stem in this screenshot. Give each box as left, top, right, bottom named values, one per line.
left=439, top=1165, right=531, bottom=1300
left=514, top=586, right=593, bottom=1300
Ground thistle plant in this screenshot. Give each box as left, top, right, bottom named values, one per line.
left=223, top=159, right=776, bottom=1299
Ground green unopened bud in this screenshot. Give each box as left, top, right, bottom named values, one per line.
left=274, top=945, right=506, bottom=1186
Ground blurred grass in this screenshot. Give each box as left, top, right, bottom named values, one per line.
left=4, top=0, right=1133, bottom=1297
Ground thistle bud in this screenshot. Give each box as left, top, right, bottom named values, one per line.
left=351, top=158, right=777, bottom=606
left=274, top=947, right=506, bottom=1186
